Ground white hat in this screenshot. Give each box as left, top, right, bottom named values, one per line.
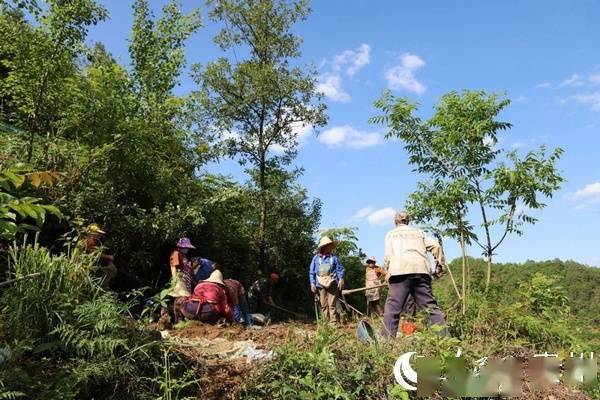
left=317, top=236, right=336, bottom=250
left=366, top=256, right=377, bottom=264
left=204, top=269, right=225, bottom=286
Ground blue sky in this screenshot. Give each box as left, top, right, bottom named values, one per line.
left=88, top=1, right=600, bottom=266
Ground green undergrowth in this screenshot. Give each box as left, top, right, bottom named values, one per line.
left=239, top=320, right=461, bottom=400
left=0, top=243, right=200, bottom=400
left=239, top=268, right=599, bottom=400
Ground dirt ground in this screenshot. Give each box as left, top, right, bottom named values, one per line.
left=167, top=321, right=316, bottom=399
left=161, top=322, right=594, bottom=400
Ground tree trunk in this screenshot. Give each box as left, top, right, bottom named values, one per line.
left=445, top=263, right=462, bottom=301
left=460, top=230, right=467, bottom=315
left=466, top=254, right=471, bottom=295
left=474, top=180, right=494, bottom=294
left=258, top=152, right=268, bottom=275
left=485, top=253, right=493, bottom=293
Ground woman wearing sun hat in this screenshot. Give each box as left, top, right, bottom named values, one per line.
left=174, top=269, right=232, bottom=324
left=309, top=236, right=345, bottom=323
left=169, top=237, right=196, bottom=297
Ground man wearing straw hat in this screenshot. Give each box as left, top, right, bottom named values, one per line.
left=381, top=211, right=447, bottom=338
left=309, top=236, right=345, bottom=323
left=364, top=256, right=385, bottom=316
left=84, top=223, right=117, bottom=289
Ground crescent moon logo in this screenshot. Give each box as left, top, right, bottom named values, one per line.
left=394, top=351, right=418, bottom=391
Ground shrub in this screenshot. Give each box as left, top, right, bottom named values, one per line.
left=0, top=243, right=200, bottom=399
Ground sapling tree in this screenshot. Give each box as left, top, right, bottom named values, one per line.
left=371, top=90, right=564, bottom=293
left=198, top=0, right=327, bottom=274
left=406, top=178, right=473, bottom=312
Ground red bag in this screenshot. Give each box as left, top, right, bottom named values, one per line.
left=401, top=321, right=418, bottom=336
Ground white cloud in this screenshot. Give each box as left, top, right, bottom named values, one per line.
left=536, top=82, right=551, bottom=88
left=589, top=74, right=600, bottom=84
left=571, top=92, right=600, bottom=111
left=316, top=73, right=351, bottom=103
left=352, top=206, right=396, bottom=226
left=270, top=122, right=314, bottom=154
left=570, top=182, right=600, bottom=210
left=291, top=121, right=314, bottom=142
left=367, top=207, right=396, bottom=226
left=317, top=44, right=371, bottom=103
left=514, top=95, right=528, bottom=103
left=385, top=53, right=427, bottom=94
left=333, top=43, right=371, bottom=77
left=318, top=125, right=384, bottom=149
left=483, top=135, right=499, bottom=148
left=352, top=206, right=375, bottom=220
left=221, top=129, right=240, bottom=141
left=511, top=141, right=525, bottom=149
left=561, top=73, right=584, bottom=87
left=573, top=182, right=600, bottom=202
left=226, top=119, right=315, bottom=155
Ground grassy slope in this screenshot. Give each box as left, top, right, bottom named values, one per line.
left=437, top=257, right=600, bottom=325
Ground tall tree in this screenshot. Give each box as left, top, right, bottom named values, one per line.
left=198, top=0, right=327, bottom=274
left=0, top=0, right=108, bottom=162
left=1, top=0, right=205, bottom=284
left=372, top=90, right=565, bottom=293
left=130, top=0, right=201, bottom=115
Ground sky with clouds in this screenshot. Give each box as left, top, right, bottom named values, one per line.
left=89, top=0, right=600, bottom=267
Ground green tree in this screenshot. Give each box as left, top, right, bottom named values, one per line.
left=372, top=90, right=564, bottom=293
left=130, top=0, right=201, bottom=114
left=1, top=0, right=206, bottom=285
left=0, top=0, right=107, bottom=162
left=198, top=0, right=327, bottom=274
left=0, top=166, right=61, bottom=240
left=406, top=179, right=470, bottom=309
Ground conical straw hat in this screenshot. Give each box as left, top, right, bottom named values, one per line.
left=204, top=269, right=225, bottom=286
left=317, top=236, right=336, bottom=250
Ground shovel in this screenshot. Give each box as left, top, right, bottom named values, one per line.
left=341, top=283, right=388, bottom=296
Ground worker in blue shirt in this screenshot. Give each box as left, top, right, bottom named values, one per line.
left=192, top=257, right=218, bottom=284
left=309, top=236, right=345, bottom=323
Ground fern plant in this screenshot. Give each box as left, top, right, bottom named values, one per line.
left=0, top=243, right=200, bottom=399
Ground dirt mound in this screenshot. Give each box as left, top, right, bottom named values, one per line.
left=172, top=320, right=315, bottom=348
left=163, top=323, right=593, bottom=400
left=165, top=322, right=316, bottom=399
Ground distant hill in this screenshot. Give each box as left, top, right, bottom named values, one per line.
left=440, top=258, right=600, bottom=325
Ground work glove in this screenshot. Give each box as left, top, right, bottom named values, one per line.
left=310, top=284, right=317, bottom=294
left=338, top=279, right=344, bottom=290
left=434, top=263, right=446, bottom=278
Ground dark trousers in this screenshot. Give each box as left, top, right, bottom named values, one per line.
left=382, top=274, right=446, bottom=338
left=174, top=298, right=221, bottom=324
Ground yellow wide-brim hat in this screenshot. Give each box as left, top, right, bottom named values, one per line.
left=317, top=236, right=337, bottom=250
left=88, top=223, right=106, bottom=235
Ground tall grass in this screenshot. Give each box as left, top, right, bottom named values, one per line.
left=0, top=242, right=200, bottom=399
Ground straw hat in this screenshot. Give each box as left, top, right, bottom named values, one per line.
left=317, top=236, right=336, bottom=250
left=204, top=269, right=225, bottom=286
left=88, top=223, right=105, bottom=235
